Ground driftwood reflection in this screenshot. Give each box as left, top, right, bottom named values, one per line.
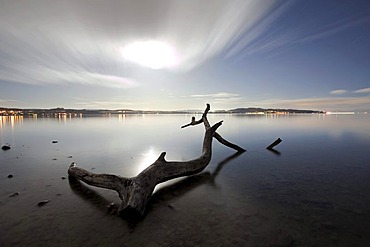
left=211, top=151, right=244, bottom=179
left=146, top=151, right=243, bottom=214
left=266, top=137, right=282, bottom=156
left=68, top=176, right=118, bottom=214
left=267, top=148, right=281, bottom=156
left=68, top=151, right=243, bottom=220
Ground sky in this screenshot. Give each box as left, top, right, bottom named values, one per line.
left=1, top=0, right=370, bottom=112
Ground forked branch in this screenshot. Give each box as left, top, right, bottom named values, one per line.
left=181, top=104, right=245, bottom=152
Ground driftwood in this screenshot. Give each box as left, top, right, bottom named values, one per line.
left=266, top=138, right=282, bottom=150
left=266, top=138, right=282, bottom=156
left=68, top=151, right=244, bottom=218
left=68, top=104, right=245, bottom=217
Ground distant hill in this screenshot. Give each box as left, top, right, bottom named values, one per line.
left=224, top=107, right=325, bottom=114
left=0, top=106, right=325, bottom=116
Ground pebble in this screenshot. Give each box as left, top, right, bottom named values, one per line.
left=9, top=192, right=20, bottom=197
left=1, top=145, right=11, bottom=150
left=51, top=140, right=58, bottom=144
left=61, top=176, right=66, bottom=180
left=37, top=200, right=51, bottom=207
left=7, top=174, right=14, bottom=178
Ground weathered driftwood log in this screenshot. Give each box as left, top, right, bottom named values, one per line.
left=266, top=138, right=282, bottom=150
left=68, top=104, right=245, bottom=217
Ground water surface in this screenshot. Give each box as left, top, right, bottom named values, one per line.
left=1, top=114, right=370, bottom=246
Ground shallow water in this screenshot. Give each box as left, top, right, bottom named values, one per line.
left=1, top=114, right=370, bottom=246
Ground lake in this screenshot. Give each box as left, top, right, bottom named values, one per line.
left=1, top=113, right=370, bottom=246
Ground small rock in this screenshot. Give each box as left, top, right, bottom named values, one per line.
left=61, top=176, right=66, bottom=180
left=67, top=156, right=73, bottom=158
left=37, top=200, right=50, bottom=207
left=7, top=174, right=14, bottom=178
left=9, top=192, right=20, bottom=197
left=56, top=193, right=62, bottom=196
left=51, top=140, right=58, bottom=144
left=1, top=145, right=11, bottom=151
left=52, top=158, right=57, bottom=160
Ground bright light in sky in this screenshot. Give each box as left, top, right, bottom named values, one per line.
left=120, top=41, right=179, bottom=69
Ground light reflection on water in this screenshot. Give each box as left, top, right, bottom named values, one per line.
left=1, top=114, right=370, bottom=246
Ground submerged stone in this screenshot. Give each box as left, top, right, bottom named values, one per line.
left=37, top=200, right=51, bottom=207
left=1, top=145, right=11, bottom=151
left=9, top=192, right=20, bottom=197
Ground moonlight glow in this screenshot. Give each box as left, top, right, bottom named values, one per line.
left=120, top=41, right=179, bottom=69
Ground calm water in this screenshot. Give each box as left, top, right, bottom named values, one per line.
left=1, top=114, right=370, bottom=246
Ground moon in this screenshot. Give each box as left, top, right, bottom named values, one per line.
left=120, top=41, right=179, bottom=69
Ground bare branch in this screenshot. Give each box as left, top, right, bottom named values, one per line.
left=68, top=163, right=125, bottom=191
left=180, top=103, right=210, bottom=128
left=180, top=104, right=245, bottom=152
left=213, top=132, right=246, bottom=152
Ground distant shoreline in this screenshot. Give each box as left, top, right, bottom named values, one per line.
left=0, top=107, right=326, bottom=116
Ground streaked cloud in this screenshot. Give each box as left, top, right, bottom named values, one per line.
left=163, top=0, right=282, bottom=70
left=0, top=98, right=25, bottom=108
left=0, top=99, right=16, bottom=103
left=0, top=64, right=138, bottom=89
left=353, top=87, right=370, bottom=93
left=225, top=0, right=294, bottom=57
left=259, top=96, right=370, bottom=111
left=191, top=92, right=240, bottom=98
left=0, top=0, right=282, bottom=87
left=330, top=89, right=347, bottom=95
left=74, top=99, right=134, bottom=109
left=232, top=8, right=370, bottom=55
left=187, top=92, right=256, bottom=109
left=296, top=16, right=370, bottom=44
